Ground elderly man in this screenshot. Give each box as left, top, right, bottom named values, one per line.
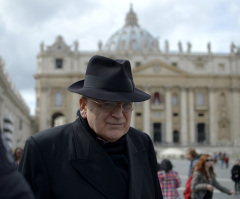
left=19, top=55, right=163, bottom=199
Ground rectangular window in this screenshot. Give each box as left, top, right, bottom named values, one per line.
left=55, top=59, right=63, bottom=69
left=55, top=92, right=62, bottom=106
left=218, top=63, right=225, bottom=72
left=197, top=92, right=204, bottom=106
left=19, top=119, right=22, bottom=130
left=135, top=62, right=141, bottom=67
left=173, top=113, right=178, bottom=117
left=197, top=123, right=206, bottom=143
left=172, top=95, right=178, bottom=106
left=136, top=112, right=142, bottom=116
left=153, top=123, right=161, bottom=142
left=196, top=63, right=204, bottom=70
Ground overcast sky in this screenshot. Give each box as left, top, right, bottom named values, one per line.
left=0, top=0, right=240, bottom=115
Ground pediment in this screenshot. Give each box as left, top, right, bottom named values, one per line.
left=45, top=35, right=71, bottom=54
left=133, top=59, right=188, bottom=76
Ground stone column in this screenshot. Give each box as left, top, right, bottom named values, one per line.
left=231, top=88, right=240, bottom=147
left=180, top=87, right=187, bottom=145
left=165, top=87, right=172, bottom=143
left=143, top=98, right=150, bottom=136
left=130, top=109, right=135, bottom=128
left=0, top=95, right=3, bottom=130
left=209, top=88, right=216, bottom=145
left=39, top=87, right=48, bottom=131
left=188, top=88, right=195, bottom=143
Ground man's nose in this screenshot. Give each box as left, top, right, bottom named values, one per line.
left=112, top=104, right=124, bottom=117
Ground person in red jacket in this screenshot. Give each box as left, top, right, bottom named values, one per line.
left=224, top=154, right=229, bottom=168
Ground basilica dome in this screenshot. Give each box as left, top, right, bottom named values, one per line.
left=104, top=6, right=158, bottom=52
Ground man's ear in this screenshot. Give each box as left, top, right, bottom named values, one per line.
left=79, top=98, right=87, bottom=118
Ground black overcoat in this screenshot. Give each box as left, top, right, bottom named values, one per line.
left=19, top=118, right=163, bottom=199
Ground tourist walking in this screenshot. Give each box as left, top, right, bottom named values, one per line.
left=191, top=154, right=236, bottom=199
left=185, top=148, right=199, bottom=177
left=224, top=154, right=229, bottom=168
left=158, top=159, right=181, bottom=199
left=231, top=159, right=240, bottom=194
left=13, top=147, right=23, bottom=165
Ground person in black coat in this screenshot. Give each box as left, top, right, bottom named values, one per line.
left=231, top=159, right=240, bottom=193
left=0, top=129, right=35, bottom=199
left=19, top=55, right=163, bottom=199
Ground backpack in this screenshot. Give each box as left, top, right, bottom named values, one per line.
left=183, top=175, right=193, bottom=199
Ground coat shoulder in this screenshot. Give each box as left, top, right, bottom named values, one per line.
left=127, top=127, right=154, bottom=153
left=128, top=127, right=151, bottom=143
left=30, top=122, right=73, bottom=146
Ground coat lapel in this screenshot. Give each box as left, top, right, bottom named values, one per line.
left=126, top=134, right=145, bottom=199
left=69, top=119, right=127, bottom=199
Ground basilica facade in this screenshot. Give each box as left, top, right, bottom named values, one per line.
left=0, top=57, right=33, bottom=149
left=35, top=6, right=240, bottom=147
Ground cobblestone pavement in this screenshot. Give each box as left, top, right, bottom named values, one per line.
left=159, top=158, right=239, bottom=199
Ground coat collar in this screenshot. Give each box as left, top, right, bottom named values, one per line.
left=126, top=133, right=145, bottom=199
left=69, top=118, right=145, bottom=199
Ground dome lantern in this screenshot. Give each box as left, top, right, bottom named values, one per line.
left=125, top=4, right=139, bottom=27
left=104, top=5, right=158, bottom=53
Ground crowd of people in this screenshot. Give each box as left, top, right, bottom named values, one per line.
left=1, top=55, right=239, bottom=199
left=157, top=148, right=238, bottom=199
left=213, top=152, right=230, bottom=168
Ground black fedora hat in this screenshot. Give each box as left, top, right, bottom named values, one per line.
left=68, top=55, right=150, bottom=102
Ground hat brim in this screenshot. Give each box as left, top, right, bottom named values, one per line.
left=68, top=80, right=151, bottom=102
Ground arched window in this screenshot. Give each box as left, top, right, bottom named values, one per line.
left=153, top=92, right=160, bottom=105
left=51, top=112, right=65, bottom=127
left=152, top=92, right=165, bottom=105
left=197, top=92, right=204, bottom=106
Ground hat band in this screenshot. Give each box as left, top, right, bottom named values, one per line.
left=84, top=75, right=134, bottom=91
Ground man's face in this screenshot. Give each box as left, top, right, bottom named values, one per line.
left=79, top=98, right=132, bottom=142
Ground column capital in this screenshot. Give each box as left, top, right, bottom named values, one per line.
left=230, top=87, right=240, bottom=92
left=207, top=86, right=217, bottom=92
left=186, top=86, right=194, bottom=92
left=142, top=84, right=151, bottom=92
left=180, top=86, right=187, bottom=91
left=164, top=86, right=172, bottom=91
left=41, top=87, right=48, bottom=92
